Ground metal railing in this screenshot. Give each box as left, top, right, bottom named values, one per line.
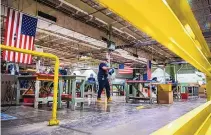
left=0, top=44, right=59, bottom=126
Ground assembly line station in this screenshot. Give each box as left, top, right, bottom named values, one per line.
left=1, top=0, right=211, bottom=135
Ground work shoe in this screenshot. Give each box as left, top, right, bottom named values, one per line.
left=97, top=98, right=101, bottom=102
left=107, top=97, right=112, bottom=102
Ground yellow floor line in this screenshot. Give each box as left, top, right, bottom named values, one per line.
left=136, top=106, right=144, bottom=110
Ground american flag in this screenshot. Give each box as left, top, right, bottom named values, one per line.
left=3, top=7, right=38, bottom=64
left=147, top=60, right=152, bottom=80
left=118, top=64, right=133, bottom=74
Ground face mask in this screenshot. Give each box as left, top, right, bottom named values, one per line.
left=106, top=63, right=110, bottom=67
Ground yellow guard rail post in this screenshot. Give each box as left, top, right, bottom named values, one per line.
left=0, top=44, right=59, bottom=126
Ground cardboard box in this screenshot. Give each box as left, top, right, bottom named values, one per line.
left=198, top=87, right=205, bottom=94
left=157, top=84, right=173, bottom=104
left=198, top=87, right=206, bottom=98
left=158, top=84, right=172, bottom=92
left=157, top=90, right=173, bottom=104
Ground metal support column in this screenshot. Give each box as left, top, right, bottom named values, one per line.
left=16, top=79, right=20, bottom=105
left=34, top=80, right=40, bottom=109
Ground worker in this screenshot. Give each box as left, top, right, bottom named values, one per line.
left=88, top=73, right=96, bottom=82
left=97, top=58, right=112, bottom=102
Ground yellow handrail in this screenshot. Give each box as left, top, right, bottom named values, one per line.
left=0, top=44, right=59, bottom=126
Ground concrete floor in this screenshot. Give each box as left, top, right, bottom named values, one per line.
left=1, top=97, right=206, bottom=135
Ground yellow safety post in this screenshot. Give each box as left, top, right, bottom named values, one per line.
left=0, top=44, right=59, bottom=126
left=207, top=76, right=211, bottom=101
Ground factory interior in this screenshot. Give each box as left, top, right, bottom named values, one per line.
left=1, top=0, right=211, bottom=135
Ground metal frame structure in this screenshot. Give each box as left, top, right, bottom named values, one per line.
left=58, top=75, right=86, bottom=110
left=0, top=44, right=59, bottom=126
left=16, top=75, right=54, bottom=108
left=84, top=81, right=96, bottom=97
left=125, top=80, right=157, bottom=104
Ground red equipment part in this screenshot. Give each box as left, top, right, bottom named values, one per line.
left=181, top=93, right=188, bottom=99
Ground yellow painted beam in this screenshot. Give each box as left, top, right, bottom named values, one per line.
left=207, top=76, right=211, bottom=101
left=165, top=0, right=211, bottom=58
left=97, top=0, right=211, bottom=76
left=151, top=101, right=211, bottom=135
left=0, top=45, right=59, bottom=126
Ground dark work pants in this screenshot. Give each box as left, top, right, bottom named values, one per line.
left=97, top=78, right=110, bottom=98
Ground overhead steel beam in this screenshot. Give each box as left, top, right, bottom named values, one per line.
left=97, top=0, right=211, bottom=76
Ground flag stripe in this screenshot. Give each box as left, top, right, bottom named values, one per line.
left=8, top=9, right=16, bottom=62
left=5, top=9, right=13, bottom=61
left=3, top=7, right=9, bottom=61
left=10, top=10, right=19, bottom=62
left=20, top=35, right=25, bottom=63
left=29, top=37, right=34, bottom=64
left=23, top=35, right=28, bottom=63
left=25, top=36, right=30, bottom=63
left=16, top=13, right=22, bottom=63
left=27, top=37, right=32, bottom=64
left=18, top=34, right=23, bottom=63
left=15, top=12, right=21, bottom=63
left=30, top=37, right=34, bottom=64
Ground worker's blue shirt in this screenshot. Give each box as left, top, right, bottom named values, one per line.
left=98, top=62, right=108, bottom=79
left=88, top=77, right=96, bottom=82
